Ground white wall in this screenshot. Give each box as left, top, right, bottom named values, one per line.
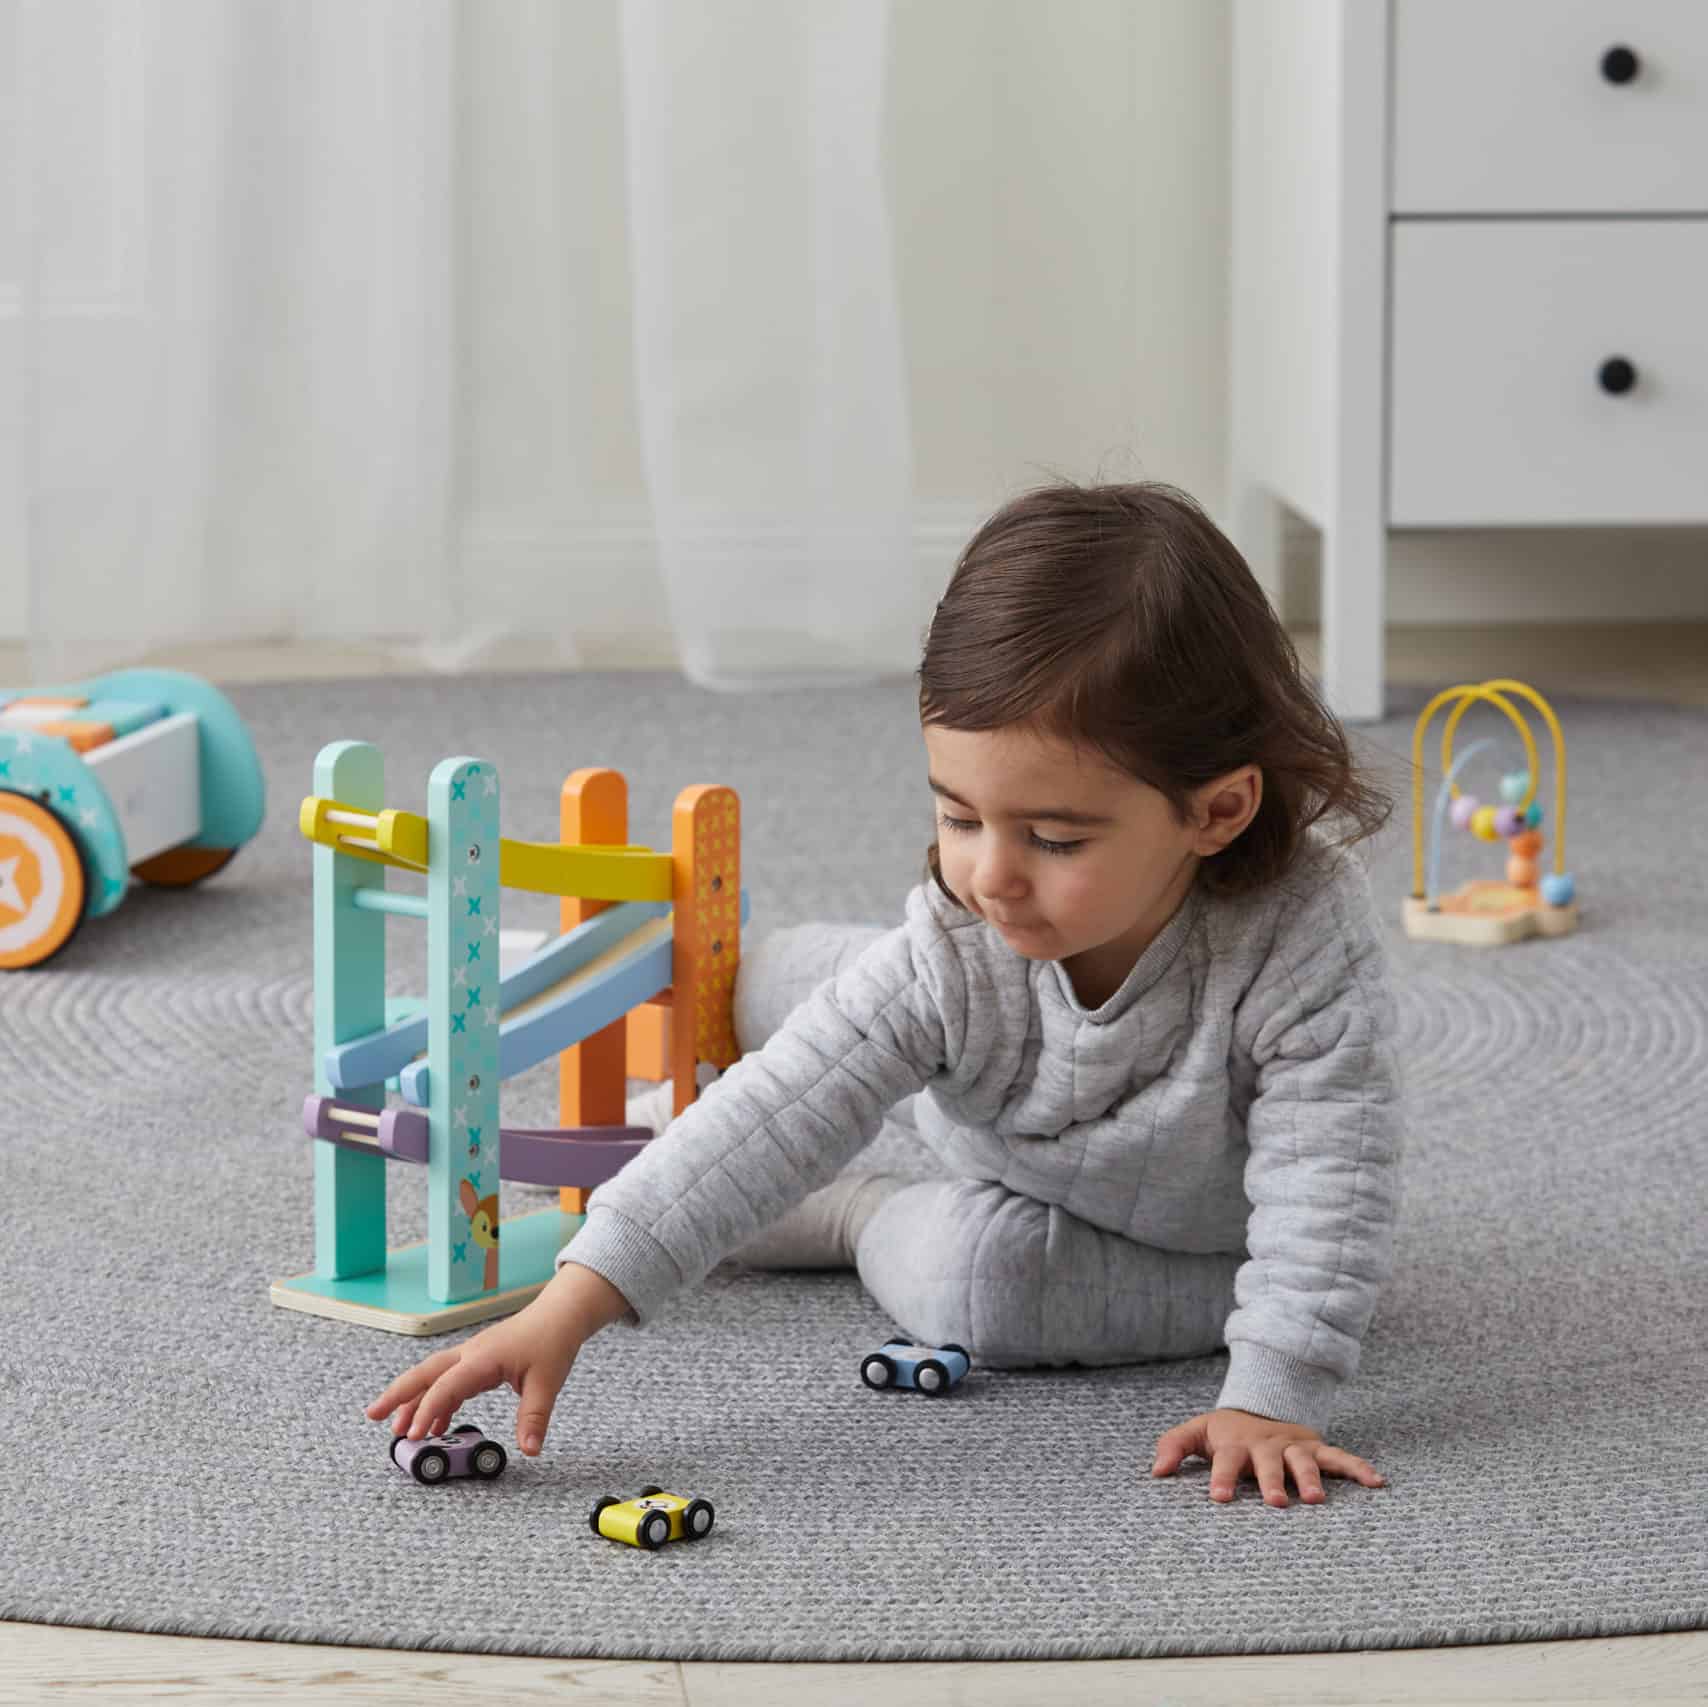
left=5, top=0, right=1704, bottom=648
left=454, top=0, right=1233, bottom=649
left=459, top=0, right=1708, bottom=632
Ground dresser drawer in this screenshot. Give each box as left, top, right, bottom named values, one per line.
left=1392, top=0, right=1708, bottom=214
left=1388, top=221, right=1708, bottom=527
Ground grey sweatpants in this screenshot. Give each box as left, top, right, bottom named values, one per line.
left=635, top=921, right=1244, bottom=1371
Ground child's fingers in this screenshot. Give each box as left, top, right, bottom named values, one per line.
left=1316, top=1446, right=1386, bottom=1486
left=406, top=1353, right=499, bottom=1440
left=365, top=1348, right=459, bottom=1420
left=1283, top=1444, right=1326, bottom=1503
left=1150, top=1419, right=1206, bottom=1477
left=515, top=1364, right=565, bottom=1457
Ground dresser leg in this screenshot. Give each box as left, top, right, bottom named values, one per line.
left=1321, top=499, right=1387, bottom=724
left=1228, top=470, right=1287, bottom=616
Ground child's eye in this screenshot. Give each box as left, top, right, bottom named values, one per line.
left=937, top=815, right=1084, bottom=856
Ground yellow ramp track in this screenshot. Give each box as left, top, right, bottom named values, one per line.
left=300, top=795, right=675, bottom=902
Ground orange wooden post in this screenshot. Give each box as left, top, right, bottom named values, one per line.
left=670, top=785, right=741, bottom=1118
left=558, top=769, right=629, bottom=1214
left=626, top=989, right=674, bottom=1081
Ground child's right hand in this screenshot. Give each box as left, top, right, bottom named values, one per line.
left=364, top=1261, right=630, bottom=1457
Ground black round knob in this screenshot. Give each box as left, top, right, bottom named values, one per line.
left=1598, top=356, right=1637, bottom=396
left=1601, top=45, right=1640, bottom=84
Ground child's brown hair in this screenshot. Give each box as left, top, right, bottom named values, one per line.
left=916, top=479, right=1391, bottom=902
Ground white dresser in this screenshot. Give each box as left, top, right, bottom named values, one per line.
left=1229, top=0, right=1708, bottom=722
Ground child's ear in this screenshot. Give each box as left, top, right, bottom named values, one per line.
left=1193, top=766, right=1262, bottom=852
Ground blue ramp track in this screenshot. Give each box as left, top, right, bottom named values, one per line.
left=323, top=899, right=669, bottom=1091
left=397, top=888, right=750, bottom=1107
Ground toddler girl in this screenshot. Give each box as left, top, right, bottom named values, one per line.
left=370, top=480, right=1402, bottom=1509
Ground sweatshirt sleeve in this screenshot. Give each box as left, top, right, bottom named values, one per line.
left=556, top=889, right=965, bottom=1325
left=1217, top=846, right=1405, bottom=1434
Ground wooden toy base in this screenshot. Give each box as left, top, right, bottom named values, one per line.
left=1403, top=884, right=1579, bottom=947
left=269, top=1207, right=584, bottom=1336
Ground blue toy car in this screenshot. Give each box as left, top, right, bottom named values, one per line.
left=859, top=1338, right=970, bottom=1396
left=0, top=668, right=264, bottom=968
left=389, top=1422, right=508, bottom=1485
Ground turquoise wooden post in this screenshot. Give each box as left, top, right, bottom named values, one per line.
left=426, top=757, right=502, bottom=1304
left=312, top=741, right=387, bottom=1279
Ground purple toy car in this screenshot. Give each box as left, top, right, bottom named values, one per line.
left=390, top=1422, right=508, bottom=1485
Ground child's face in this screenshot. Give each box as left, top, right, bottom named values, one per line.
left=922, top=722, right=1249, bottom=978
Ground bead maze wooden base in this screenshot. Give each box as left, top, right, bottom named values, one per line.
left=1403, top=882, right=1579, bottom=947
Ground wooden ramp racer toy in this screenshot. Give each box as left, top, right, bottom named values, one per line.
left=0, top=668, right=265, bottom=968
left=270, top=743, right=747, bottom=1336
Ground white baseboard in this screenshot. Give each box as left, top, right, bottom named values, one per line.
left=5, top=503, right=1706, bottom=651
left=1273, top=511, right=1708, bottom=625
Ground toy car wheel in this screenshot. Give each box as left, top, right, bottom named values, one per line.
left=411, top=1446, right=451, bottom=1484
left=589, top=1495, right=619, bottom=1536
left=130, top=845, right=237, bottom=887
left=637, top=1484, right=664, bottom=1498
left=915, top=1358, right=950, bottom=1395
left=682, top=1498, right=715, bottom=1539
left=451, top=1423, right=482, bottom=1437
left=939, top=1342, right=969, bottom=1360
left=0, top=792, right=89, bottom=971
left=389, top=1435, right=403, bottom=1466
left=637, top=1510, right=672, bottom=1550
left=471, top=1441, right=507, bottom=1479
left=860, top=1354, right=896, bottom=1390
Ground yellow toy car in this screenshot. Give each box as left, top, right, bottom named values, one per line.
left=589, top=1485, right=715, bottom=1550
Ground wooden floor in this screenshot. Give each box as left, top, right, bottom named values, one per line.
left=5, top=623, right=1706, bottom=1705
left=1, top=1621, right=1704, bottom=1705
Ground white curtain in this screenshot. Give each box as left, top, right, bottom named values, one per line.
left=4, top=0, right=915, bottom=688
left=620, top=0, right=913, bottom=686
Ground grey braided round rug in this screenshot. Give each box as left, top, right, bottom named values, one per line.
left=2, top=672, right=1704, bottom=1661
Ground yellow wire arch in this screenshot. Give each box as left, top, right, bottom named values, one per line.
left=1409, top=680, right=1569, bottom=898
left=1442, top=678, right=1568, bottom=877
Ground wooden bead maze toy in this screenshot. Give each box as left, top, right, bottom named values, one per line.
left=1404, top=678, right=1579, bottom=947
left=269, top=741, right=745, bottom=1334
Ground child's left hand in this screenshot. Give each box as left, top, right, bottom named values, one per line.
left=1150, top=1407, right=1387, bottom=1506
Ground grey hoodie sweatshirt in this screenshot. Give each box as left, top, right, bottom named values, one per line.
left=560, top=830, right=1404, bottom=1429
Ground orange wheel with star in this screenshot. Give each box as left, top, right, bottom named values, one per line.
left=0, top=791, right=90, bottom=969
left=131, top=845, right=236, bottom=887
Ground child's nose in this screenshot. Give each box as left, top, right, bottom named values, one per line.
left=974, top=843, right=1028, bottom=898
